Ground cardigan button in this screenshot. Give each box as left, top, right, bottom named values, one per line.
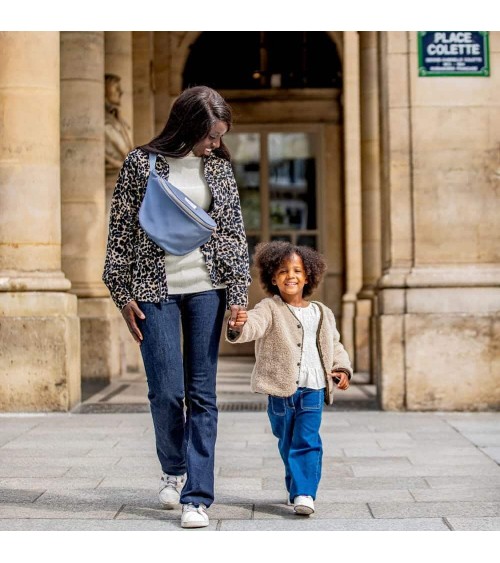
left=297, top=362, right=300, bottom=366
left=297, top=324, right=301, bottom=328
left=297, top=343, right=301, bottom=347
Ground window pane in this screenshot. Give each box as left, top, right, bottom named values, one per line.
left=225, top=133, right=261, bottom=231
left=297, top=234, right=317, bottom=249
left=268, top=133, right=317, bottom=232
left=271, top=234, right=292, bottom=243
left=246, top=235, right=261, bottom=262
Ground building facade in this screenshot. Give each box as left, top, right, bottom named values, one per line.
left=0, top=31, right=498, bottom=412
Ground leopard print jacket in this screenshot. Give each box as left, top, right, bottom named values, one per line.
left=102, top=148, right=251, bottom=311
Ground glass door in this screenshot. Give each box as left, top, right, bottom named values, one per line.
left=225, top=128, right=320, bottom=262
left=220, top=126, right=324, bottom=355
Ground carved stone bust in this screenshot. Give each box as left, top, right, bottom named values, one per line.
left=105, top=73, right=133, bottom=171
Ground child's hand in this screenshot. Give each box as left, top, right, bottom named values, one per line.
left=332, top=371, right=350, bottom=390
left=228, top=309, right=248, bottom=332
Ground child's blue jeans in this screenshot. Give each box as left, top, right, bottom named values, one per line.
left=267, top=387, right=324, bottom=502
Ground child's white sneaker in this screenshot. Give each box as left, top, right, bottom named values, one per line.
left=181, top=503, right=209, bottom=528
left=293, top=495, right=315, bottom=515
left=159, top=472, right=185, bottom=509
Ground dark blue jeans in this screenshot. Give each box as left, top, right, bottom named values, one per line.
left=267, top=387, right=324, bottom=501
left=137, top=289, right=226, bottom=508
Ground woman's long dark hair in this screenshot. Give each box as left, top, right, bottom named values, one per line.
left=140, top=86, right=232, bottom=160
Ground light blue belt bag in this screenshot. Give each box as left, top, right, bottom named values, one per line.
left=139, top=152, right=217, bottom=256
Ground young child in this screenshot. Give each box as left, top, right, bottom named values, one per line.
left=226, top=241, right=352, bottom=516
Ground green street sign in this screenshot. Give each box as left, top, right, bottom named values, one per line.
left=418, top=31, right=490, bottom=77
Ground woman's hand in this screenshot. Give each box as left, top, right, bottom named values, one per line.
left=228, top=305, right=247, bottom=331
left=121, top=300, right=145, bottom=344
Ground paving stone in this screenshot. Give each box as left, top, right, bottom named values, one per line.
left=0, top=410, right=498, bottom=532
left=63, top=466, right=157, bottom=478
left=114, top=456, right=159, bottom=468
left=215, top=457, right=264, bottom=470
left=0, top=456, right=121, bottom=468
left=87, top=448, right=156, bottom=457
left=215, top=490, right=289, bottom=504
left=446, top=517, right=500, bottom=531
left=253, top=501, right=371, bottom=519
left=215, top=442, right=251, bottom=451
left=443, top=419, right=500, bottom=434
left=0, top=489, right=45, bottom=503
left=220, top=518, right=449, bottom=531
left=314, top=476, right=429, bottom=490
left=96, top=477, right=157, bottom=489
left=369, top=501, right=500, bottom=519
left=0, top=503, right=121, bottom=520
left=352, top=464, right=500, bottom=477
left=0, top=448, right=94, bottom=458
left=0, top=478, right=102, bottom=490
left=410, top=488, right=500, bottom=502
left=0, top=467, right=71, bottom=478
left=343, top=446, right=478, bottom=457
left=425, top=476, right=500, bottom=489
left=117, top=502, right=252, bottom=521
left=36, top=488, right=153, bottom=504
left=457, top=432, right=500, bottom=449
left=0, top=518, right=216, bottom=531
left=317, top=489, right=414, bottom=502
left=214, top=477, right=262, bottom=491
left=331, top=455, right=411, bottom=465
left=480, top=447, right=500, bottom=463
left=1, top=439, right=119, bottom=449
left=407, top=454, right=492, bottom=466
left=218, top=466, right=285, bottom=478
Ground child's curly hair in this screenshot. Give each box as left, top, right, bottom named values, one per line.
left=253, top=241, right=327, bottom=298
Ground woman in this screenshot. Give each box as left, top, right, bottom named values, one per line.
left=103, top=86, right=250, bottom=529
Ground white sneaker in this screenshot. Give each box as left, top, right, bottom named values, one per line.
left=293, top=495, right=315, bottom=515
left=181, top=503, right=209, bottom=528
left=158, top=472, right=185, bottom=509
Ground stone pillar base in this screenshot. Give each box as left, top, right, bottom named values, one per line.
left=0, top=292, right=80, bottom=412
left=78, top=297, right=124, bottom=383
left=376, top=267, right=500, bottom=411
left=341, top=295, right=356, bottom=367
left=118, top=315, right=144, bottom=375
left=354, top=297, right=371, bottom=375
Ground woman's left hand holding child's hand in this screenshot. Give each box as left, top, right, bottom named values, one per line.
left=333, top=371, right=350, bottom=390
left=228, top=306, right=248, bottom=332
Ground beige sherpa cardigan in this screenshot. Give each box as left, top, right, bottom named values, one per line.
left=226, top=295, right=353, bottom=397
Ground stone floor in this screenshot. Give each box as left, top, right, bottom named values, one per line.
left=0, top=355, right=499, bottom=532
left=75, top=356, right=378, bottom=413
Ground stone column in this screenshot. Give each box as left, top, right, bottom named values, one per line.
left=60, top=31, right=122, bottom=384
left=104, top=31, right=142, bottom=374
left=340, top=31, right=363, bottom=368
left=104, top=31, right=134, bottom=214
left=375, top=31, right=500, bottom=410
left=154, top=31, right=173, bottom=134
left=132, top=32, right=155, bottom=145
left=358, top=31, right=383, bottom=378
left=105, top=32, right=133, bottom=130
left=0, top=32, right=80, bottom=412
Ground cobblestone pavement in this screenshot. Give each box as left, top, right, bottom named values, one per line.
left=1, top=358, right=499, bottom=531
left=1, top=412, right=499, bottom=531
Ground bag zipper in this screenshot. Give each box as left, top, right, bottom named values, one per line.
left=158, top=177, right=215, bottom=231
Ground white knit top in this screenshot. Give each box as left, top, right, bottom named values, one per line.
left=164, top=152, right=226, bottom=295
left=287, top=302, right=326, bottom=390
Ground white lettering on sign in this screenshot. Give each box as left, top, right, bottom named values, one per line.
left=427, top=43, right=481, bottom=56
left=433, top=32, right=473, bottom=43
